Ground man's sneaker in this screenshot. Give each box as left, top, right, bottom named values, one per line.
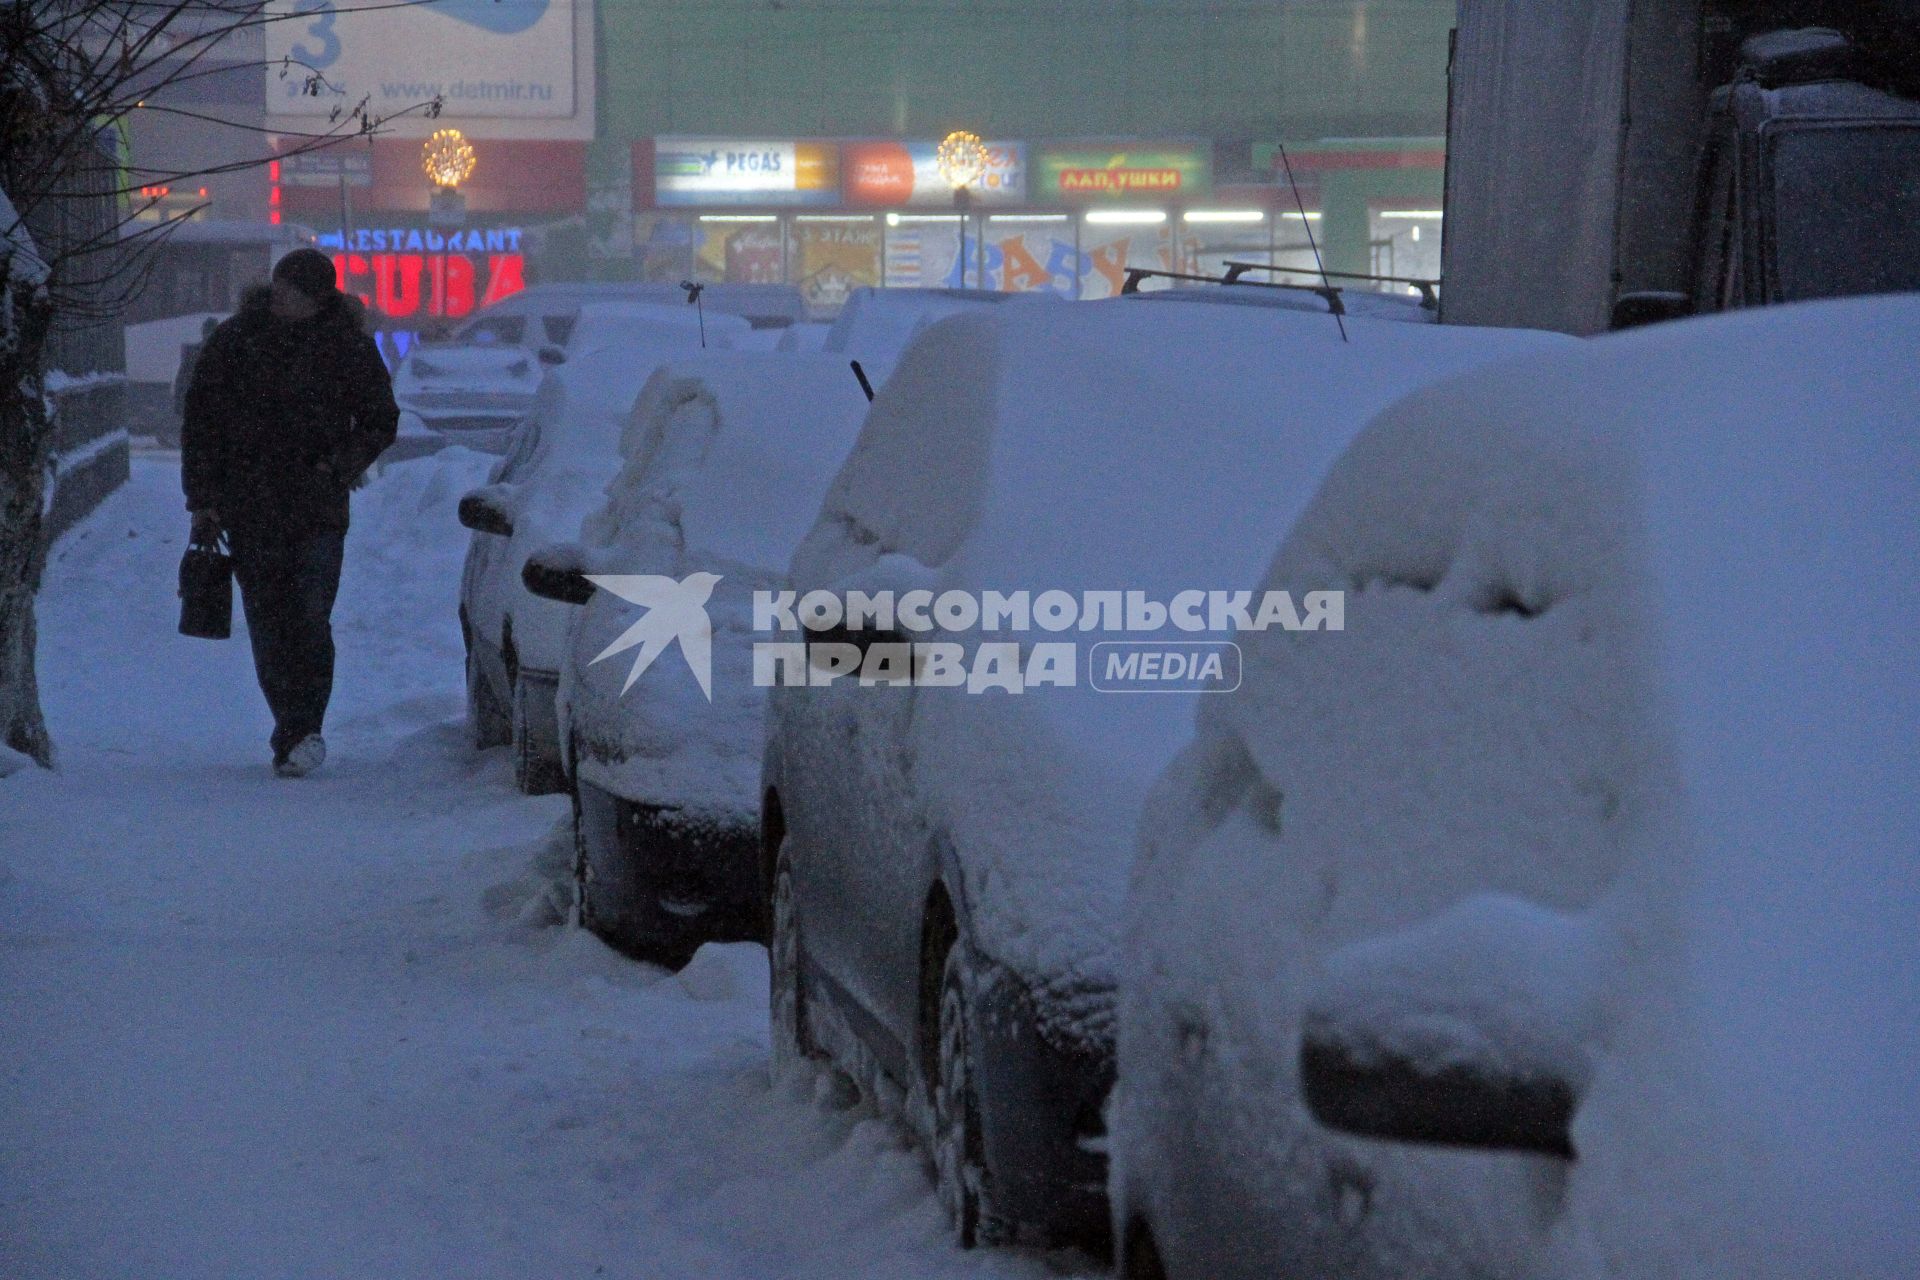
left=275, top=734, right=326, bottom=778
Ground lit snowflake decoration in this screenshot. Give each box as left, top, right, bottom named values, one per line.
left=422, top=128, right=477, bottom=190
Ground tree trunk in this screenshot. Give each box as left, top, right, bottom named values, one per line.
left=0, top=268, right=54, bottom=767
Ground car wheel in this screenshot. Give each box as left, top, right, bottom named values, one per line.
left=1123, top=1219, right=1170, bottom=1280
left=510, top=676, right=565, bottom=796
left=573, top=777, right=698, bottom=970
left=769, top=838, right=818, bottom=1071
left=570, top=783, right=596, bottom=934
left=933, top=943, right=1010, bottom=1248
left=465, top=629, right=510, bottom=749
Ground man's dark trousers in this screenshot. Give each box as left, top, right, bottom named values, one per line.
left=230, top=528, right=346, bottom=759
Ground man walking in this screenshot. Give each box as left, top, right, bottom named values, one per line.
left=182, top=248, right=398, bottom=776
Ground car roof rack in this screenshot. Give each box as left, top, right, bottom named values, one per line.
left=1221, top=261, right=1440, bottom=310
left=1119, top=266, right=1346, bottom=316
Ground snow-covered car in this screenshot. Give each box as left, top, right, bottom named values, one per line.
left=820, top=286, right=1033, bottom=388
left=392, top=341, right=541, bottom=453
left=1110, top=295, right=1920, bottom=1280
left=398, top=284, right=808, bottom=450
left=762, top=300, right=1563, bottom=1249
left=458, top=303, right=750, bottom=793
left=518, top=352, right=870, bottom=965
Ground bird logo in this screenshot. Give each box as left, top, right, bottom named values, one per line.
left=584, top=573, right=721, bottom=700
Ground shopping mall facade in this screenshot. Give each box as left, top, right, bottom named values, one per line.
left=235, top=1, right=1457, bottom=323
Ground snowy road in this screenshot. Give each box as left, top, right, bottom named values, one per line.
left=0, top=455, right=1079, bottom=1279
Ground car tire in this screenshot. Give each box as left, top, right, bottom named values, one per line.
left=933, top=942, right=1012, bottom=1248
left=511, top=675, right=566, bottom=796
left=466, top=630, right=510, bottom=750
left=573, top=778, right=698, bottom=970
left=1123, top=1220, right=1170, bottom=1280
left=570, top=783, right=596, bottom=934
left=769, top=838, right=818, bottom=1071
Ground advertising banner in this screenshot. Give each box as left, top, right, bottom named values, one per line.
left=655, top=139, right=841, bottom=207
left=842, top=140, right=1027, bottom=207
left=1032, top=145, right=1213, bottom=200
left=266, top=0, right=580, bottom=127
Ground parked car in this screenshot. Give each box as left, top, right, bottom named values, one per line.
left=517, top=351, right=871, bottom=965
left=820, top=286, right=1034, bottom=388
left=762, top=299, right=1562, bottom=1249
left=1110, top=294, right=1920, bottom=1280
left=397, top=284, right=806, bottom=450
left=458, top=303, right=750, bottom=793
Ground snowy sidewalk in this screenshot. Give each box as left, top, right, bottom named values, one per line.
left=0, top=456, right=1071, bottom=1279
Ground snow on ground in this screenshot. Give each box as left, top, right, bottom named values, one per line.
left=0, top=453, right=1082, bottom=1279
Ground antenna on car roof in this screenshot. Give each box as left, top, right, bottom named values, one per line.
left=680, top=280, right=707, bottom=347
left=850, top=360, right=876, bottom=402
left=1275, top=142, right=1348, bottom=344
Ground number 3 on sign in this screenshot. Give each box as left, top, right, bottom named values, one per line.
left=290, top=0, right=341, bottom=71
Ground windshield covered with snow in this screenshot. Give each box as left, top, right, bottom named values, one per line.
left=1770, top=122, right=1920, bottom=302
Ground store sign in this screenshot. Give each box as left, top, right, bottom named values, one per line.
left=265, top=0, right=582, bottom=128
left=842, top=140, right=1027, bottom=207
left=655, top=139, right=840, bottom=206
left=319, top=227, right=526, bottom=320
left=1033, top=146, right=1213, bottom=200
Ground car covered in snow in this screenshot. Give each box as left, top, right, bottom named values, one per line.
left=396, top=284, right=806, bottom=450
left=458, top=302, right=750, bottom=793
left=1110, top=294, right=1920, bottom=1280
left=518, top=352, right=870, bottom=965
left=761, top=299, right=1563, bottom=1249
left=820, top=286, right=1036, bottom=389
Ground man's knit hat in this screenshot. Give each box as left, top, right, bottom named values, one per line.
left=271, top=248, right=339, bottom=304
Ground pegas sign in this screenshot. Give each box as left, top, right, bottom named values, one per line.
left=1033, top=145, right=1212, bottom=200
left=320, top=226, right=525, bottom=320
left=655, top=138, right=840, bottom=206
left=842, top=140, right=1027, bottom=207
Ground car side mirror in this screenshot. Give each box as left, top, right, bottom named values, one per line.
left=537, top=344, right=567, bottom=367
left=1609, top=291, right=1693, bottom=331
left=1298, top=894, right=1601, bottom=1160
left=521, top=545, right=594, bottom=606
left=457, top=486, right=515, bottom=537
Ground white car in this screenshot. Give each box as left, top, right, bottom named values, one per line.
left=761, top=298, right=1562, bottom=1248
left=820, top=286, right=1034, bottom=389
left=1111, top=295, right=1920, bottom=1280
left=458, top=302, right=749, bottom=793
left=518, top=351, right=870, bottom=965
left=397, top=283, right=806, bottom=450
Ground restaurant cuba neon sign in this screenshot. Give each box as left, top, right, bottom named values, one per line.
left=323, top=227, right=527, bottom=321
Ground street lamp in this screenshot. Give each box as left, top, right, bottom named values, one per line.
left=937, top=130, right=989, bottom=288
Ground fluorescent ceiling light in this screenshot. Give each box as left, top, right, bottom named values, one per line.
left=887, top=214, right=963, bottom=225
left=795, top=215, right=875, bottom=222
left=1084, top=209, right=1167, bottom=225
left=1378, top=210, right=1444, bottom=219
left=1184, top=210, right=1265, bottom=223
left=988, top=214, right=1070, bottom=223
left=698, top=215, right=776, bottom=223
left=1278, top=211, right=1323, bottom=221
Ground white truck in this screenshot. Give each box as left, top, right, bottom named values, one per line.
left=1440, top=0, right=1920, bottom=334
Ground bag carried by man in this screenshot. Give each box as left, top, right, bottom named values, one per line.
left=178, top=529, right=232, bottom=640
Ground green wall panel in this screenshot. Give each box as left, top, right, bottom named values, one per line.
left=597, top=0, right=1455, bottom=149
